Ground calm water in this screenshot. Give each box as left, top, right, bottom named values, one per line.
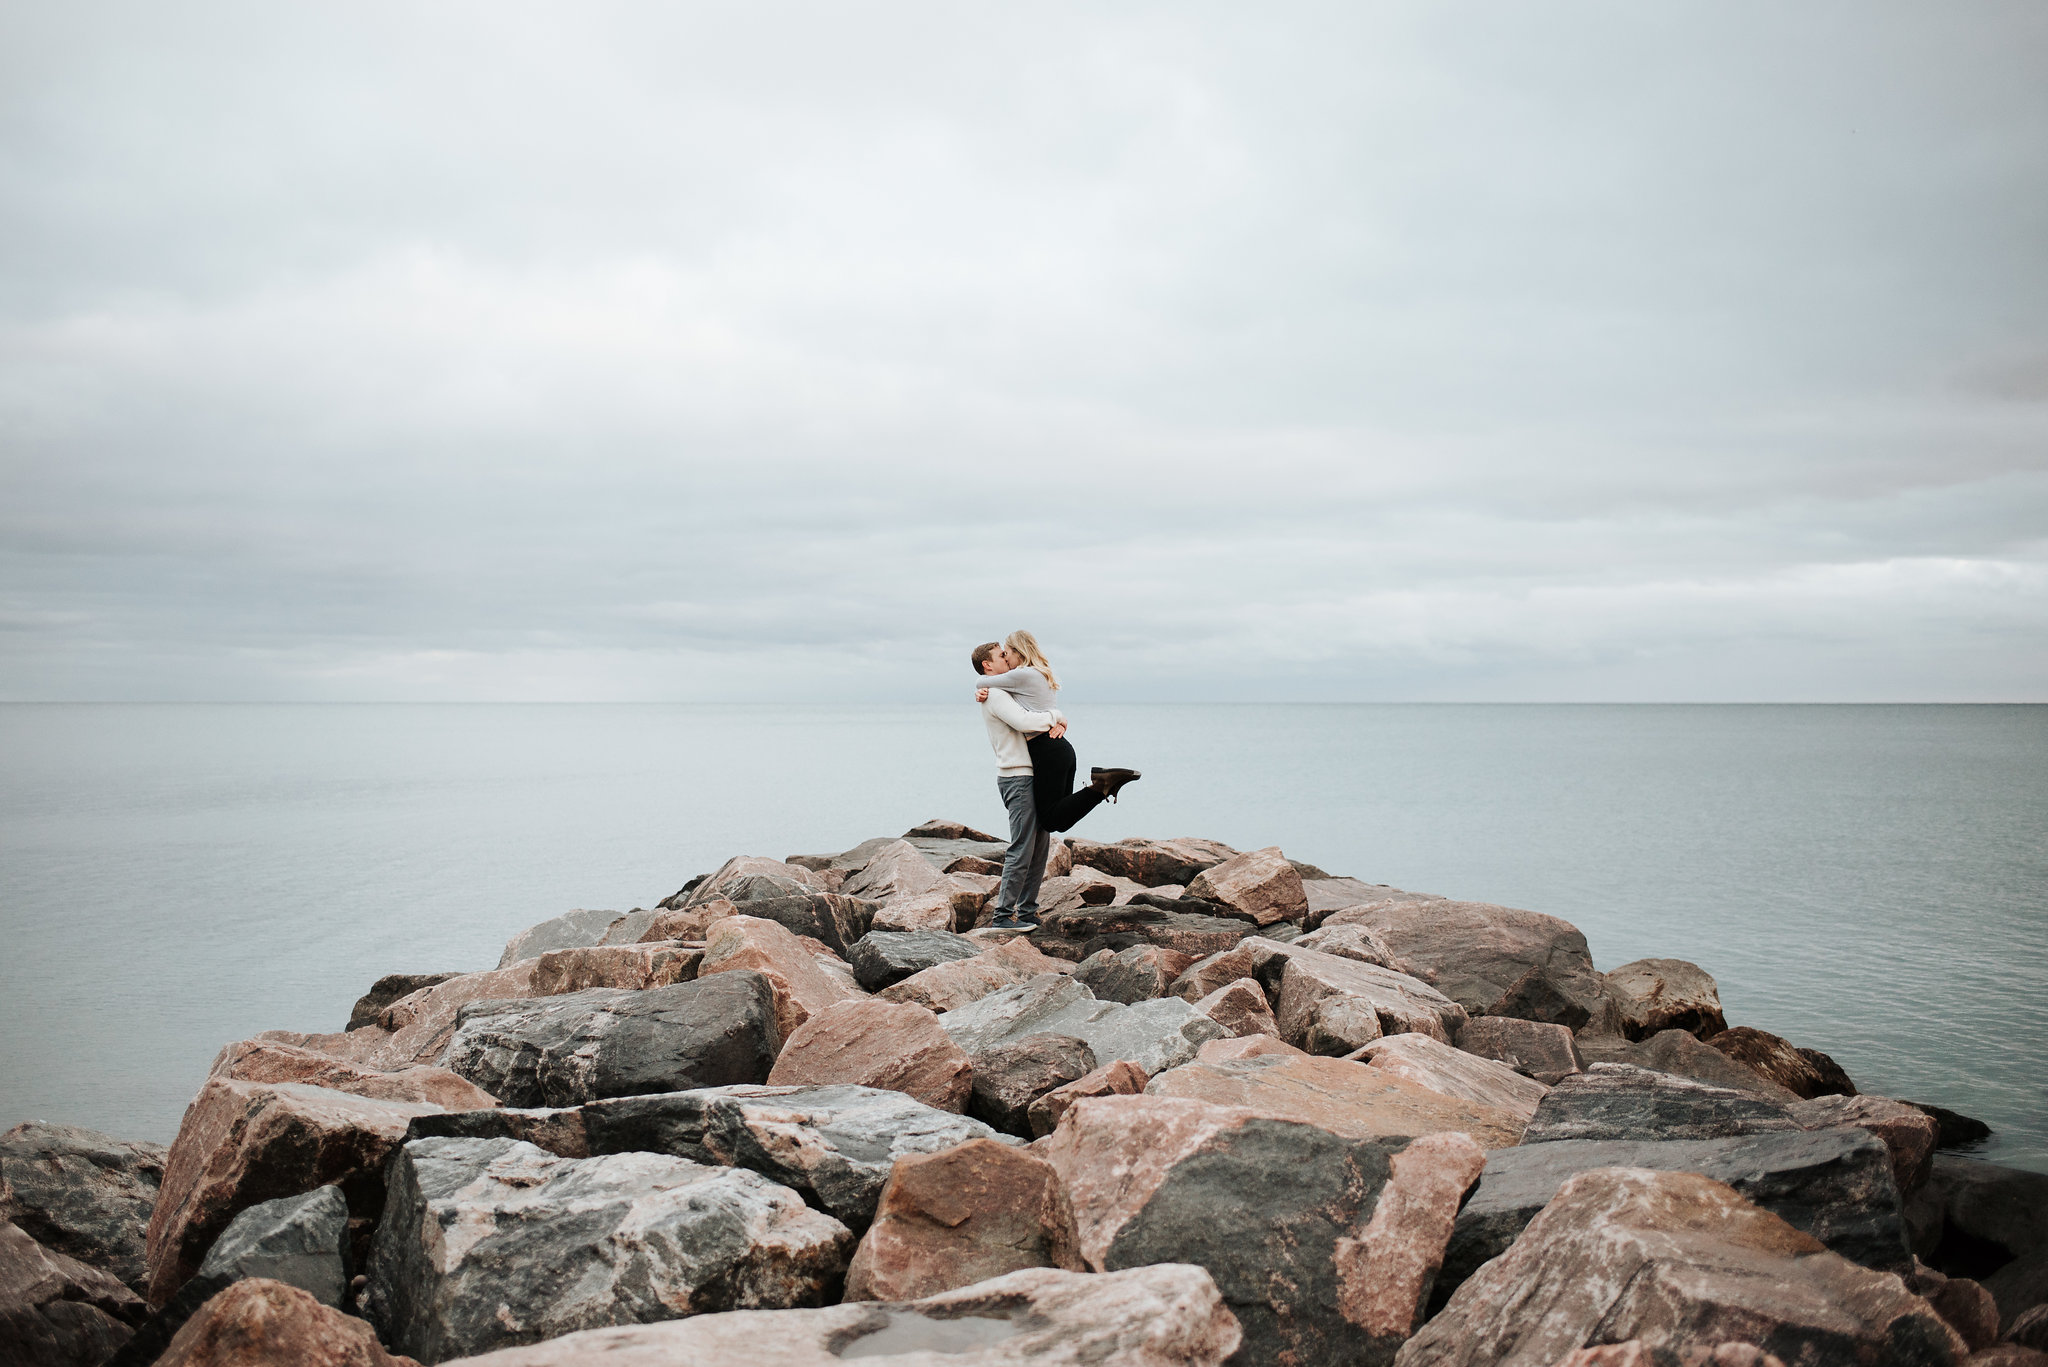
left=2, top=703, right=2042, bottom=1171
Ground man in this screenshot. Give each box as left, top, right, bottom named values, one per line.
left=973, top=640, right=1064, bottom=929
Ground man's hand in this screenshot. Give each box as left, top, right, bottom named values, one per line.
left=1048, top=720, right=1068, bottom=739
left=975, top=687, right=990, bottom=703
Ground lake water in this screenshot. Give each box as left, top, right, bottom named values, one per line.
left=2, top=703, right=2042, bottom=1172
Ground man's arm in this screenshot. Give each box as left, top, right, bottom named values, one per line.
left=982, top=688, right=1063, bottom=736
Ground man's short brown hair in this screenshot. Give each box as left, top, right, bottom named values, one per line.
left=970, top=641, right=1002, bottom=672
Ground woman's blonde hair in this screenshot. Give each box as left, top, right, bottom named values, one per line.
left=1003, top=630, right=1059, bottom=691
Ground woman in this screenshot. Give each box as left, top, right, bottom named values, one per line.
left=975, top=630, right=1140, bottom=831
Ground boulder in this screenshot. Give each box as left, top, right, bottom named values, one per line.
left=847, top=930, right=982, bottom=993
left=1437, top=1127, right=1912, bottom=1302
left=1550, top=1345, right=1788, bottom=1367
left=1454, top=1016, right=1584, bottom=1086
left=938, top=976, right=1228, bottom=1077
left=1707, top=1026, right=1858, bottom=1099
left=1909, top=1263, right=2003, bottom=1352
left=346, top=973, right=459, bottom=1032
left=1520, top=1063, right=1799, bottom=1145
left=1970, top=1348, right=2048, bottom=1367
left=870, top=888, right=956, bottom=932
left=1192, top=978, right=1279, bottom=1038
left=349, top=959, right=546, bottom=1068
left=403, top=1106, right=590, bottom=1159
left=844, top=1139, right=1084, bottom=1300
left=530, top=942, right=699, bottom=994
left=1335, top=900, right=1624, bottom=1034
left=111, top=1186, right=355, bottom=1367
left=785, top=837, right=901, bottom=875
left=1196, top=1035, right=1307, bottom=1063
left=0, top=1121, right=165, bottom=1295
left=1576, top=1029, right=1800, bottom=1101
left=1910, top=1103, right=1995, bottom=1151
left=902, top=819, right=1002, bottom=841
left=765, top=1000, right=974, bottom=1112
left=1027, top=1061, right=1150, bottom=1138
left=2007, top=1301, right=2048, bottom=1350
left=1350, top=1033, right=1549, bottom=1123
left=364, top=1136, right=850, bottom=1363
left=147, top=1278, right=407, bottom=1367
left=1294, top=921, right=1400, bottom=967
left=1926, top=1156, right=2048, bottom=1267
left=943, top=872, right=1000, bottom=928
left=1075, top=945, right=1195, bottom=1004
left=438, top=971, right=782, bottom=1108
left=0, top=1219, right=144, bottom=1367
left=697, top=915, right=864, bottom=1037
left=682, top=855, right=823, bottom=905
left=1604, top=958, right=1728, bottom=1040
left=1038, top=1094, right=1484, bottom=1367
left=1168, top=937, right=1467, bottom=1051
left=1397, top=1166, right=1965, bottom=1367
left=387, top=1263, right=1239, bottom=1367
left=842, top=840, right=952, bottom=905
left=1145, top=1055, right=1527, bottom=1149
left=579, top=1084, right=1018, bottom=1232
left=1303, top=879, right=1443, bottom=929
left=1183, top=846, right=1307, bottom=926
left=695, top=877, right=878, bottom=958
left=966, top=1035, right=1098, bottom=1136
left=878, top=938, right=1069, bottom=1012
left=143, top=1080, right=441, bottom=1309
left=1986, top=1251, right=2048, bottom=1340
left=1787, top=1094, right=1938, bottom=1195
left=1033, top=899, right=1261, bottom=962
left=1063, top=836, right=1239, bottom=886
left=496, top=908, right=625, bottom=969
left=207, top=1042, right=499, bottom=1112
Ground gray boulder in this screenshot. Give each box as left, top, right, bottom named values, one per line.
left=404, top=1105, right=590, bottom=1158
left=1602, top=958, right=1728, bottom=1040
left=848, top=930, right=983, bottom=992
left=1437, top=1128, right=1910, bottom=1303
left=1986, top=1248, right=2048, bottom=1338
left=1075, top=945, right=1186, bottom=1004
left=439, top=971, right=781, bottom=1107
left=581, top=1084, right=1018, bottom=1232
left=370, top=1264, right=1242, bottom=1367
left=363, top=1136, right=850, bottom=1365
left=710, top=874, right=878, bottom=957
left=1575, top=1028, right=1798, bottom=1100
left=1520, top=1063, right=1800, bottom=1144
left=1031, top=901, right=1261, bottom=962
left=496, top=908, right=626, bottom=968
left=0, top=1122, right=165, bottom=1296
left=939, top=976, right=1227, bottom=1076
left=104, top=1186, right=351, bottom=1367
left=1332, top=900, right=1624, bottom=1033
left=968, top=1035, right=1098, bottom=1137
left=1927, top=1155, right=2048, bottom=1270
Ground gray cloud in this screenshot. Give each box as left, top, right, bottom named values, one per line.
left=2, top=0, right=2044, bottom=701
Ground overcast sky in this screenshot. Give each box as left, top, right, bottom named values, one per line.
left=2, top=2, right=2044, bottom=701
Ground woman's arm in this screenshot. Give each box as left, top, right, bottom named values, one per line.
left=972, top=666, right=1044, bottom=691
left=983, top=688, right=1062, bottom=736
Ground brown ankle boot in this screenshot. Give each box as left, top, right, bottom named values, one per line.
left=1090, top=767, right=1142, bottom=802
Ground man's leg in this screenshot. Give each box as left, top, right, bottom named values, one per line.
left=1017, top=826, right=1052, bottom=925
left=993, top=775, right=1040, bottom=927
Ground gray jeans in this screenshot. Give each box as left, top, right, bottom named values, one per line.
left=996, top=774, right=1051, bottom=916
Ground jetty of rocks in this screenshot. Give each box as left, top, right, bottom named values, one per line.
left=6, top=822, right=2046, bottom=1367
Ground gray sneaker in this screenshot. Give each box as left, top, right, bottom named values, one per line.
left=990, top=912, right=1025, bottom=930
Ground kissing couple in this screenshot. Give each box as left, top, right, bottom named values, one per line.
left=972, top=630, right=1140, bottom=930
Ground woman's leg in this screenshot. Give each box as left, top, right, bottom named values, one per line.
left=1031, top=735, right=1105, bottom=833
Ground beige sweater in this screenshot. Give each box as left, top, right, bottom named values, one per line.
left=980, top=687, right=1064, bottom=776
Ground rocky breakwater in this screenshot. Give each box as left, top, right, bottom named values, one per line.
left=5, top=823, right=2045, bottom=1367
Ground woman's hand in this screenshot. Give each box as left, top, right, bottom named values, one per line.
left=975, top=687, right=990, bottom=703
left=1048, top=720, right=1068, bottom=739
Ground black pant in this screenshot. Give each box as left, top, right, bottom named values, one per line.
left=1027, top=734, right=1105, bottom=833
